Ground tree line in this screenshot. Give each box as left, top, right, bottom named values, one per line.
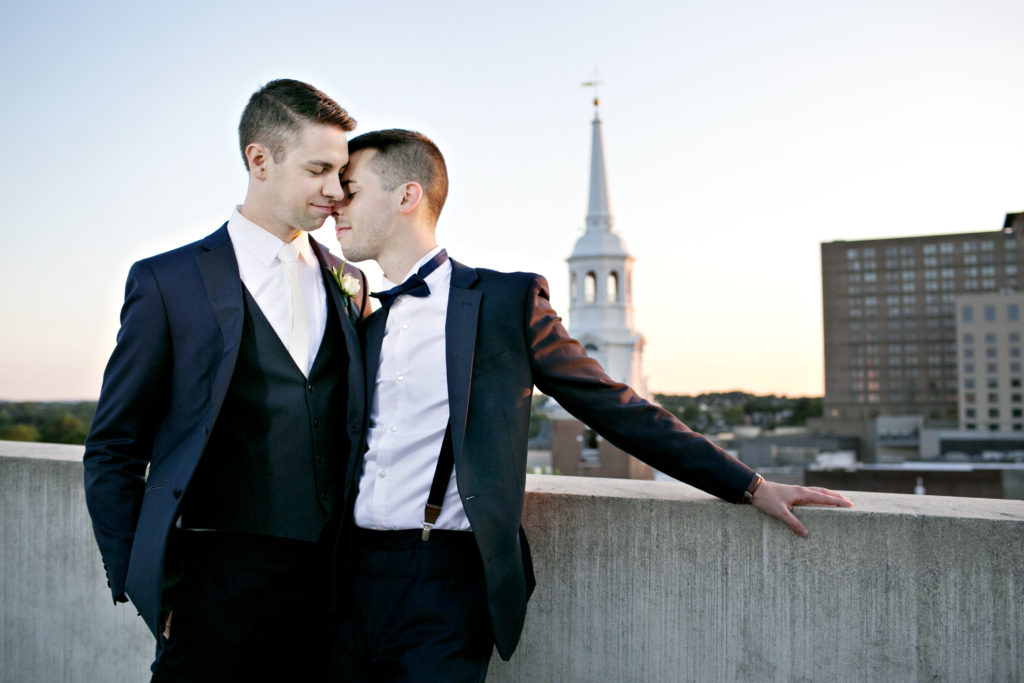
left=0, top=401, right=96, bottom=445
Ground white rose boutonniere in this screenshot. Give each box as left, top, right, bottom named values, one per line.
left=331, top=264, right=361, bottom=303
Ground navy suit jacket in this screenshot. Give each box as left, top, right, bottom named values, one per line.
left=83, top=224, right=369, bottom=638
left=359, top=259, right=756, bottom=660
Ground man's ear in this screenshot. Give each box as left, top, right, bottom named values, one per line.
left=246, top=143, right=270, bottom=181
left=397, top=182, right=423, bottom=216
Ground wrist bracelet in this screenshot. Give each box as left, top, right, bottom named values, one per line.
left=742, top=473, right=764, bottom=503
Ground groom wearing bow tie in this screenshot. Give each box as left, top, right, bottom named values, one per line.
left=329, top=129, right=852, bottom=681
left=83, top=79, right=369, bottom=681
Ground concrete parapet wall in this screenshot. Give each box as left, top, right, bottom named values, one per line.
left=0, top=441, right=152, bottom=682
left=491, top=476, right=1024, bottom=682
left=2, top=441, right=1023, bottom=682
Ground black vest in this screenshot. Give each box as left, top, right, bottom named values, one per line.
left=181, top=278, right=349, bottom=541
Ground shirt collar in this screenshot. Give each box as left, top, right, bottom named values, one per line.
left=227, top=206, right=317, bottom=268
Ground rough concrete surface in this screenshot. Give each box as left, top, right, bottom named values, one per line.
left=488, top=475, right=1023, bottom=682
left=2, top=443, right=1022, bottom=682
left=1, top=443, right=152, bottom=683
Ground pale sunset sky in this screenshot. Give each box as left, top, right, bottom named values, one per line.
left=1, top=0, right=1023, bottom=400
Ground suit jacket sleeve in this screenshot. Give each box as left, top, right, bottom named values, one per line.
left=83, top=260, right=171, bottom=600
left=524, top=275, right=756, bottom=502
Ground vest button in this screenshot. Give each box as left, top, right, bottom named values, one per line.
left=313, top=418, right=321, bottom=427
left=172, top=488, right=182, bottom=499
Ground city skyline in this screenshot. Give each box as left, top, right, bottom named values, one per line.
left=2, top=0, right=1023, bottom=400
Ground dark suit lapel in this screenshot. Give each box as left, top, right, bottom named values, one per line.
left=446, top=260, right=482, bottom=463
left=310, top=238, right=363, bottom=374
left=195, top=224, right=244, bottom=414
left=363, top=309, right=386, bottom=409
left=309, top=238, right=369, bottom=498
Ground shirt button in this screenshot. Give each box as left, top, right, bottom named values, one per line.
left=401, top=323, right=409, bottom=330
left=378, top=470, right=388, bottom=478
left=397, top=374, right=405, bottom=382
left=390, top=425, right=398, bottom=432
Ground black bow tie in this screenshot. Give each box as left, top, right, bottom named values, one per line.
left=371, top=249, right=449, bottom=310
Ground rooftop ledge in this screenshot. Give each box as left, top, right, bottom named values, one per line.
left=3, top=440, right=1022, bottom=682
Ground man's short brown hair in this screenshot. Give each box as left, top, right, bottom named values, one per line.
left=238, top=79, right=356, bottom=170
left=347, top=129, right=449, bottom=225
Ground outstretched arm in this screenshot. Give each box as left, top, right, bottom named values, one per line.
left=750, top=480, right=853, bottom=537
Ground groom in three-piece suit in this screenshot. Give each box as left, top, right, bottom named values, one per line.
left=83, top=79, right=369, bottom=681
left=329, top=129, right=853, bottom=681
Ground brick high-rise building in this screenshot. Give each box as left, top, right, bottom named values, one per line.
left=819, top=212, right=1024, bottom=459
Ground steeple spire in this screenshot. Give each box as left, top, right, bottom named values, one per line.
left=582, top=79, right=612, bottom=233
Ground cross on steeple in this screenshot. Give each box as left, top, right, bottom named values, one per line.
left=581, top=71, right=603, bottom=111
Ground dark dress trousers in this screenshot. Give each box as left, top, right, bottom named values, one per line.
left=83, top=224, right=369, bottom=642
left=352, top=259, right=758, bottom=662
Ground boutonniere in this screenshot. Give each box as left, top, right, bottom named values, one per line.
left=331, top=263, right=361, bottom=303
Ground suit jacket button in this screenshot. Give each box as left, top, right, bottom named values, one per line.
left=172, top=488, right=183, bottom=499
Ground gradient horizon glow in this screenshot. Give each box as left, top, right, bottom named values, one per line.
left=2, top=0, right=1023, bottom=400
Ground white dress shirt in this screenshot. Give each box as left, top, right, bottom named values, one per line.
left=226, top=208, right=327, bottom=374
left=354, top=247, right=470, bottom=531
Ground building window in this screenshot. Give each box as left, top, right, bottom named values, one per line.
left=966, top=423, right=976, bottom=430
left=606, top=271, right=619, bottom=303
left=584, top=272, right=596, bottom=303
left=965, top=408, right=976, bottom=418
left=987, top=363, right=998, bottom=374
left=1010, top=304, right=1020, bottom=322
left=571, top=272, right=578, bottom=301
left=965, top=378, right=975, bottom=389
left=964, top=363, right=975, bottom=374
left=963, top=333, right=974, bottom=344
left=989, top=424, right=1000, bottom=431
left=962, top=306, right=973, bottom=323
left=985, top=305, right=996, bottom=322
left=989, top=408, right=1000, bottom=419
left=986, top=348, right=997, bottom=359
left=963, top=348, right=974, bottom=359
left=988, top=378, right=999, bottom=389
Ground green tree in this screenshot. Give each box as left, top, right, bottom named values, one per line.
left=0, top=424, right=41, bottom=441
left=40, top=413, right=88, bottom=444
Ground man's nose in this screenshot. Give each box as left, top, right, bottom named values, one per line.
left=323, top=172, right=343, bottom=199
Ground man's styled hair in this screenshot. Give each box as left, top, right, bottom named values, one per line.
left=347, top=129, right=449, bottom=225
left=238, top=78, right=356, bottom=170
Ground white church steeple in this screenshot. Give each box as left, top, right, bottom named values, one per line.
left=567, top=90, right=647, bottom=397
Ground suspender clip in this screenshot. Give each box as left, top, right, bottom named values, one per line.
left=422, top=504, right=442, bottom=542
